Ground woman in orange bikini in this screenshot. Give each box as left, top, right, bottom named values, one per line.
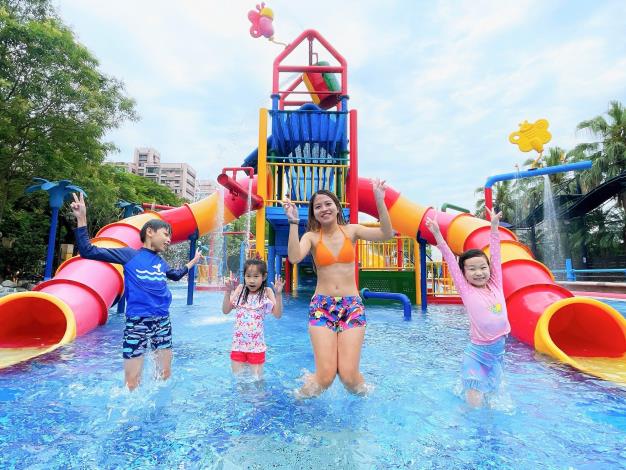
left=282, top=179, right=393, bottom=397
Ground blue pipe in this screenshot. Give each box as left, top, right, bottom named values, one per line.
left=267, top=245, right=276, bottom=287
left=187, top=232, right=198, bottom=306
left=418, top=237, right=428, bottom=312
left=484, top=161, right=592, bottom=188
left=44, top=206, right=59, bottom=281
left=360, top=288, right=412, bottom=320
left=239, top=240, right=247, bottom=283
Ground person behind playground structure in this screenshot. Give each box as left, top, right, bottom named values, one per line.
left=425, top=207, right=510, bottom=407
left=281, top=179, right=393, bottom=398
left=222, top=259, right=284, bottom=380
left=70, top=193, right=202, bottom=391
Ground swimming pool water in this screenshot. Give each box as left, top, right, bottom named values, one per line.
left=1, top=287, right=625, bottom=469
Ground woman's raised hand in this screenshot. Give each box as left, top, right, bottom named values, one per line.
left=372, top=178, right=388, bottom=201
left=281, top=197, right=299, bottom=223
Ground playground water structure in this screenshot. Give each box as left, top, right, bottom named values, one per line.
left=1, top=288, right=625, bottom=468
left=0, top=29, right=625, bottom=385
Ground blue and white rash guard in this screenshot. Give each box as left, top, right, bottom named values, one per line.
left=74, top=226, right=188, bottom=318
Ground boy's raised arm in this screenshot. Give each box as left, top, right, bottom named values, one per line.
left=71, top=193, right=135, bottom=264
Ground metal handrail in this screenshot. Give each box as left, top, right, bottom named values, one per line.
left=266, top=161, right=350, bottom=206
left=357, top=236, right=414, bottom=271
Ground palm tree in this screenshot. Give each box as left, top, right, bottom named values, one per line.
left=570, top=100, right=626, bottom=242
left=474, top=180, right=517, bottom=223
left=523, top=147, right=575, bottom=185
left=26, top=178, right=86, bottom=280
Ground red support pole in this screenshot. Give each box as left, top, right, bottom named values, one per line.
left=484, top=186, right=493, bottom=221
left=349, top=109, right=359, bottom=285
left=284, top=259, right=292, bottom=294
left=397, top=236, right=403, bottom=268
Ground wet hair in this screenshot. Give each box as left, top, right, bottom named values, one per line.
left=140, top=219, right=172, bottom=242
left=458, top=249, right=490, bottom=274
left=307, top=189, right=347, bottom=232
left=236, top=258, right=268, bottom=306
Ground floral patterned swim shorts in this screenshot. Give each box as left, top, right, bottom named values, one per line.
left=308, top=294, right=366, bottom=332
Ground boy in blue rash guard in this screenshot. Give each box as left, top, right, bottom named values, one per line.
left=70, top=193, right=201, bottom=390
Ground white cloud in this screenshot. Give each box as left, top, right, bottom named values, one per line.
left=55, top=0, right=626, bottom=209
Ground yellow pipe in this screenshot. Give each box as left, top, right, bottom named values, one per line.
left=0, top=292, right=77, bottom=369
left=535, top=297, right=626, bottom=383
left=387, top=197, right=427, bottom=238
left=121, top=210, right=164, bottom=229
left=414, top=239, right=421, bottom=305
left=446, top=214, right=488, bottom=254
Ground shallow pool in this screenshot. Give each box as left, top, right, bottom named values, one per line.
left=1, top=287, right=625, bottom=469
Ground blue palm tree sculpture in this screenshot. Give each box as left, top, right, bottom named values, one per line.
left=115, top=200, right=144, bottom=218
left=26, top=178, right=87, bottom=280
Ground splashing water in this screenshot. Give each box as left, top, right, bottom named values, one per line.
left=542, top=174, right=565, bottom=274
left=2, top=291, right=625, bottom=468
left=215, top=186, right=225, bottom=281
left=512, top=171, right=524, bottom=229
left=244, top=176, right=253, bottom=256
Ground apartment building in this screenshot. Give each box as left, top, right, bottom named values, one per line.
left=195, top=179, right=219, bottom=201
left=110, top=148, right=197, bottom=201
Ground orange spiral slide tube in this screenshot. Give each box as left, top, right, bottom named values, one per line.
left=356, top=177, right=626, bottom=383
left=0, top=176, right=257, bottom=369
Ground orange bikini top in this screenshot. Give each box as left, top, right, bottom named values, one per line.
left=313, top=226, right=355, bottom=267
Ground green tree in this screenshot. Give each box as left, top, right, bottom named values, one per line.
left=69, top=165, right=183, bottom=237
left=0, top=0, right=137, bottom=224
left=570, top=101, right=626, bottom=190
left=0, top=165, right=184, bottom=279
left=570, top=100, right=626, bottom=245
left=0, top=192, right=49, bottom=279
left=474, top=180, right=516, bottom=223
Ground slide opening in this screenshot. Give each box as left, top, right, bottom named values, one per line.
left=548, top=303, right=626, bottom=357
left=0, top=296, right=68, bottom=348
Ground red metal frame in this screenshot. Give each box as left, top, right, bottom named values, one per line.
left=484, top=186, right=493, bottom=221
left=273, top=29, right=348, bottom=110
left=284, top=259, right=292, bottom=294
left=349, top=109, right=359, bottom=284
left=217, top=166, right=263, bottom=210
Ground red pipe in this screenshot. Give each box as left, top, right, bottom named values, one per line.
left=284, top=259, right=292, bottom=294
left=484, top=186, right=493, bottom=221
left=349, top=109, right=359, bottom=283
left=279, top=75, right=304, bottom=107
left=278, top=65, right=343, bottom=73
left=217, top=173, right=263, bottom=210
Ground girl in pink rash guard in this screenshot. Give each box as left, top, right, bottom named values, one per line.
left=425, top=207, right=510, bottom=407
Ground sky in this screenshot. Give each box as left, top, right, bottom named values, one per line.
left=54, top=0, right=626, bottom=211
